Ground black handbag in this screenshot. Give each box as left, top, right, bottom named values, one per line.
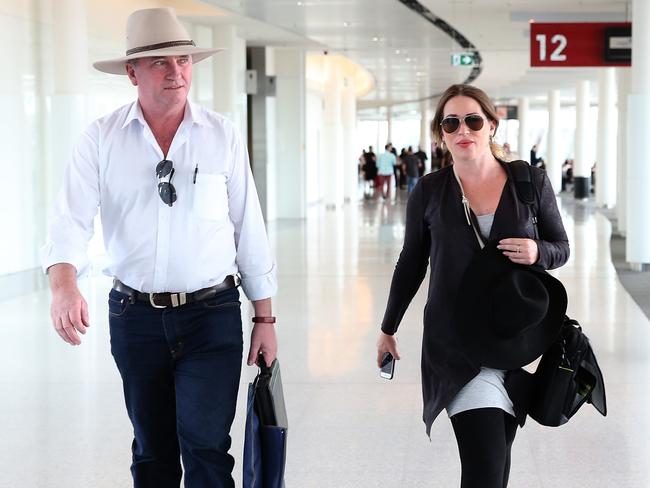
left=243, top=357, right=288, bottom=488
left=529, top=317, right=607, bottom=426
left=506, top=161, right=607, bottom=426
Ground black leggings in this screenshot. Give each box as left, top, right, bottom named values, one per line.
left=450, top=408, right=518, bottom=488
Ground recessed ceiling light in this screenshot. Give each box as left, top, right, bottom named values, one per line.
left=372, top=36, right=379, bottom=42
left=395, top=49, right=400, bottom=54
left=297, top=1, right=303, bottom=5
left=343, top=21, right=350, bottom=27
left=406, top=58, right=411, bottom=62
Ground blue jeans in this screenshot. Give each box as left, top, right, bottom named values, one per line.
left=108, top=287, right=243, bottom=488
left=407, top=176, right=419, bottom=194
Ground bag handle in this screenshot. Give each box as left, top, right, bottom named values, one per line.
left=257, top=352, right=276, bottom=376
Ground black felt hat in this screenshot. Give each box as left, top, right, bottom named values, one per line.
left=455, top=242, right=568, bottom=370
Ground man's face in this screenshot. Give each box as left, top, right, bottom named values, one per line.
left=126, top=55, right=192, bottom=111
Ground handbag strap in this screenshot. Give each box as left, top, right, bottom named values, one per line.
left=506, top=160, right=541, bottom=239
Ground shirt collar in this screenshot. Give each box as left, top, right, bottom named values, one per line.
left=121, top=101, right=145, bottom=129
left=186, top=101, right=214, bottom=128
left=121, top=100, right=214, bottom=130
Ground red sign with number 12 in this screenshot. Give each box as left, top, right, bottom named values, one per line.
left=530, top=22, right=631, bottom=67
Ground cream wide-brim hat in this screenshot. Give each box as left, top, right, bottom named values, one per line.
left=93, top=7, right=223, bottom=75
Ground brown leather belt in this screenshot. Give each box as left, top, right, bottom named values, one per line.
left=112, top=276, right=237, bottom=309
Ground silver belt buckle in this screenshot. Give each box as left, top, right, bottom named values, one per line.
left=149, top=293, right=167, bottom=309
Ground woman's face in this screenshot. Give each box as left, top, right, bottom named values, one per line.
left=440, top=95, right=496, bottom=162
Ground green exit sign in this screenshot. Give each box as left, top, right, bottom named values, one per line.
left=451, top=53, right=476, bottom=66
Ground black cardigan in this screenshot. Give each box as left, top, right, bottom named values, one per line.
left=380, top=162, right=570, bottom=435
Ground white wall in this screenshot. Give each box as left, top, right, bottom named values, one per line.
left=306, top=89, right=323, bottom=205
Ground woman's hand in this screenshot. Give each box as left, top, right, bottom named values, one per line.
left=497, top=238, right=539, bottom=265
left=376, top=331, right=401, bottom=367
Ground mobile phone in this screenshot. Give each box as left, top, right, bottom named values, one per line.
left=380, top=352, right=395, bottom=380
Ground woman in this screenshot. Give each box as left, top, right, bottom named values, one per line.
left=376, top=84, right=569, bottom=488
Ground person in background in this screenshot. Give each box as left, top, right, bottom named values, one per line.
left=391, top=144, right=401, bottom=188
left=530, top=144, right=540, bottom=166
left=42, top=8, right=278, bottom=487
left=364, top=145, right=378, bottom=195
left=435, top=143, right=445, bottom=170
left=403, top=147, right=422, bottom=194
left=399, top=147, right=407, bottom=188
left=376, top=143, right=397, bottom=200
left=415, top=146, right=428, bottom=177
left=561, top=159, right=574, bottom=192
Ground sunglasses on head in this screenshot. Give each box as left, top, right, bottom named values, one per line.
left=440, top=114, right=485, bottom=134
left=156, top=159, right=177, bottom=207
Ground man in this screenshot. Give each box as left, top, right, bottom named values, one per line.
left=363, top=145, right=378, bottom=194
left=403, top=147, right=422, bottom=194
left=415, top=145, right=428, bottom=177
left=41, top=8, right=277, bottom=487
left=375, top=143, right=396, bottom=199
left=530, top=144, right=540, bottom=166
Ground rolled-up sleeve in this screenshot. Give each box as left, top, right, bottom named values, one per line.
left=226, top=129, right=277, bottom=301
left=41, top=126, right=100, bottom=276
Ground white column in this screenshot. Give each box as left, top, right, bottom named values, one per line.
left=419, top=100, right=431, bottom=173
left=341, top=74, right=358, bottom=203
left=212, top=25, right=247, bottom=138
left=626, top=0, right=650, bottom=267
left=274, top=49, right=306, bottom=218
left=547, top=90, right=562, bottom=193
left=375, top=120, right=381, bottom=153
left=387, top=106, right=393, bottom=144
left=517, top=97, right=529, bottom=160
left=574, top=81, right=591, bottom=199
left=248, top=46, right=274, bottom=220
left=49, top=0, right=87, bottom=205
left=189, top=24, right=213, bottom=108
left=616, top=68, right=631, bottom=236
left=596, top=68, right=617, bottom=208
left=264, top=49, right=277, bottom=222
left=322, top=58, right=343, bottom=209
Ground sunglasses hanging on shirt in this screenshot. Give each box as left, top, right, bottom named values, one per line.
left=440, top=114, right=485, bottom=134
left=156, top=159, right=177, bottom=207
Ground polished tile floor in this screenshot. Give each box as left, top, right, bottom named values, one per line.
left=1, top=189, right=649, bottom=487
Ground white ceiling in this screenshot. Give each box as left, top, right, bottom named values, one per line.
left=197, top=0, right=631, bottom=118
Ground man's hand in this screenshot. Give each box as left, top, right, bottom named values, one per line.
left=247, top=324, right=277, bottom=367
left=48, top=263, right=90, bottom=346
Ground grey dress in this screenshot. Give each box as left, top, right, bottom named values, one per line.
left=446, top=213, right=515, bottom=418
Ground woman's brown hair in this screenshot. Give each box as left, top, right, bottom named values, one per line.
left=431, top=84, right=507, bottom=160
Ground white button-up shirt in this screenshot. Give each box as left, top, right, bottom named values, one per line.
left=42, top=100, right=277, bottom=300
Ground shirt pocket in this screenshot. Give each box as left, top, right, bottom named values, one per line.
left=193, top=173, right=229, bottom=222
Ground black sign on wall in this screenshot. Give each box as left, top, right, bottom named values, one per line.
left=604, top=26, right=631, bottom=62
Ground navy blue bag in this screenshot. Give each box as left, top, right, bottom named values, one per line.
left=243, top=358, right=288, bottom=488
